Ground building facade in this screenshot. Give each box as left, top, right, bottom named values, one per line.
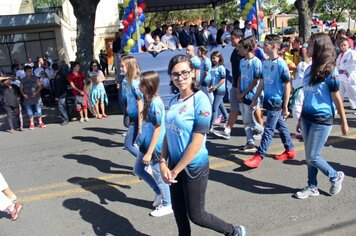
left=0, top=0, right=121, bottom=73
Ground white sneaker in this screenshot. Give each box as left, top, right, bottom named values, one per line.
left=150, top=204, right=173, bottom=217
left=152, top=194, right=162, bottom=207
left=79, top=118, right=85, bottom=123
left=84, top=117, right=90, bottom=122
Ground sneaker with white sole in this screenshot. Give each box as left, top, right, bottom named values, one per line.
left=238, top=143, right=257, bottom=153
left=213, top=130, right=231, bottom=140
left=79, top=118, right=85, bottom=123
left=330, top=171, right=345, bottom=195
left=233, top=225, right=246, bottom=236
left=152, top=194, right=162, bottom=207
left=295, top=186, right=320, bottom=199
left=150, top=204, right=173, bottom=217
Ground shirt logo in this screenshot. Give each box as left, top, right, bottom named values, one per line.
left=198, top=110, right=210, bottom=118
left=343, top=59, right=347, bottom=63
left=247, top=63, right=250, bottom=69
left=179, top=105, right=187, bottom=114
left=271, top=65, right=275, bottom=71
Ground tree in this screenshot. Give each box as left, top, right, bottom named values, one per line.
left=287, top=16, right=299, bottom=27
left=216, top=1, right=240, bottom=22
left=69, top=0, right=100, bottom=72
left=316, top=0, right=356, bottom=22
left=294, top=0, right=317, bottom=42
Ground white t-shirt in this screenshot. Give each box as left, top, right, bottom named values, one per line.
left=293, top=61, right=311, bottom=89
left=144, top=34, right=154, bottom=49
left=244, top=29, right=253, bottom=39
left=16, top=69, right=26, bottom=79
left=208, top=26, right=217, bottom=39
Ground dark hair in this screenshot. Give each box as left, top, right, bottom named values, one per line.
left=265, top=34, right=281, bottom=45
left=70, top=61, right=80, bottom=69
left=144, top=27, right=151, bottom=34
left=52, top=63, right=59, bottom=71
left=24, top=65, right=32, bottom=71
left=241, top=36, right=255, bottom=52
left=211, top=51, right=224, bottom=65
left=140, top=71, right=160, bottom=121
left=197, top=46, right=208, bottom=55
left=89, top=61, right=99, bottom=72
left=294, top=37, right=303, bottom=44
left=231, top=29, right=243, bottom=38
left=338, top=37, right=350, bottom=47
left=167, top=55, right=198, bottom=94
left=308, top=33, right=336, bottom=85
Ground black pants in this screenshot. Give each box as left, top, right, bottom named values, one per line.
left=4, top=105, right=23, bottom=130
left=170, top=164, right=235, bottom=236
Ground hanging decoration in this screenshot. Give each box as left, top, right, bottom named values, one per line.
left=121, top=0, right=146, bottom=53
left=240, top=0, right=265, bottom=36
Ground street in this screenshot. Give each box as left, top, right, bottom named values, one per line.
left=0, top=103, right=356, bottom=236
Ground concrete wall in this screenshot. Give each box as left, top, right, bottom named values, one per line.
left=0, top=0, right=34, bottom=15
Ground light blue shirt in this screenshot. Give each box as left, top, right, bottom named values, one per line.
left=140, top=96, right=165, bottom=158
left=211, top=65, right=226, bottom=94
left=240, top=57, right=262, bottom=102
left=190, top=55, right=201, bottom=82
left=199, top=57, right=212, bottom=86
left=262, top=57, right=291, bottom=110
left=165, top=91, right=211, bottom=168
left=126, top=78, right=143, bottom=120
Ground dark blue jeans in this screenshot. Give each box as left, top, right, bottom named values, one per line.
left=58, top=95, right=69, bottom=122
left=211, top=93, right=228, bottom=125
left=257, top=109, right=294, bottom=158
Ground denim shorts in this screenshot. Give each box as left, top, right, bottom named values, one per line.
left=24, top=100, right=42, bottom=118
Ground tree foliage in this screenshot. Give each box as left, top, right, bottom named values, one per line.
left=316, top=0, right=356, bottom=22
left=216, top=1, right=241, bottom=22
left=287, top=16, right=299, bottom=27
left=261, top=0, right=292, bottom=16
left=32, top=0, right=63, bottom=8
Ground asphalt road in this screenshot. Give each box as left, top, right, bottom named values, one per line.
left=0, top=103, right=356, bottom=236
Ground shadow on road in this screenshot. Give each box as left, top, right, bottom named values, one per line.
left=72, top=136, right=123, bottom=148
left=83, top=127, right=127, bottom=136
left=64, top=154, right=133, bottom=174
left=209, top=169, right=297, bottom=194
left=67, top=177, right=151, bottom=208
left=63, top=198, right=149, bottom=236
left=325, top=135, right=356, bottom=151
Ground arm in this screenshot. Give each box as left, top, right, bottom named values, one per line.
left=332, top=91, right=349, bottom=135
left=159, top=137, right=172, bottom=183
left=210, top=78, right=225, bottom=92
left=137, top=98, right=143, bottom=135
left=142, top=125, right=161, bottom=164
left=282, top=80, right=291, bottom=118
left=249, top=79, right=264, bottom=110
left=147, top=43, right=155, bottom=52
left=195, top=69, right=200, bottom=82
left=238, top=78, right=259, bottom=100
left=33, top=78, right=43, bottom=97
left=20, top=84, right=28, bottom=99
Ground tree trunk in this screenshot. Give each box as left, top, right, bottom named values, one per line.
left=295, top=0, right=317, bottom=42
left=69, top=0, right=100, bottom=72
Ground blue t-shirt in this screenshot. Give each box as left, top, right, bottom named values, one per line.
left=240, top=57, right=262, bottom=103
left=262, top=57, right=291, bottom=110
left=140, top=96, right=165, bottom=159
left=199, top=57, right=212, bottom=86
left=190, top=56, right=201, bottom=82
left=211, top=65, right=226, bottom=95
left=126, top=78, right=143, bottom=120
left=165, top=90, right=211, bottom=168
left=302, top=67, right=339, bottom=125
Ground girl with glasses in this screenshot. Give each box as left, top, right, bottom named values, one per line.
left=160, top=54, right=246, bottom=236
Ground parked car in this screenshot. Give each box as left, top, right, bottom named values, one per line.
left=278, top=27, right=297, bottom=36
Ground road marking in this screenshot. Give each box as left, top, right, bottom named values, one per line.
left=17, top=131, right=355, bottom=203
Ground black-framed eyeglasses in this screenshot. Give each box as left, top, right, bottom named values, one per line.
left=92, top=64, right=98, bottom=67
left=170, top=70, right=191, bottom=80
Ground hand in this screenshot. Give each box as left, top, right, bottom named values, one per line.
left=138, top=127, right=142, bottom=136
left=237, top=93, right=244, bottom=100
left=160, top=164, right=172, bottom=184
left=282, top=107, right=290, bottom=120
left=296, top=120, right=302, bottom=133
left=55, top=98, right=59, bottom=101
left=23, top=94, right=29, bottom=99
left=31, top=92, right=37, bottom=98
left=342, top=123, right=349, bottom=136
left=80, top=90, right=84, bottom=95
left=142, top=153, right=152, bottom=165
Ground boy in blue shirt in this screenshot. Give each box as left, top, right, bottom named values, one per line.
left=244, top=34, right=296, bottom=168
left=237, top=37, right=262, bottom=152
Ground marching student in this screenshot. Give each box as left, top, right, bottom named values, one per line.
left=295, top=33, right=349, bottom=199
left=120, top=55, right=143, bottom=158
left=244, top=34, right=295, bottom=168
left=160, top=55, right=246, bottom=236
left=135, top=71, right=173, bottom=217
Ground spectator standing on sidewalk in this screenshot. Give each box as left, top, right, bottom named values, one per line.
left=0, top=76, right=23, bottom=133
left=68, top=61, right=89, bottom=123
left=20, top=65, right=45, bottom=130
left=52, top=63, right=69, bottom=126
left=295, top=33, right=349, bottom=199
